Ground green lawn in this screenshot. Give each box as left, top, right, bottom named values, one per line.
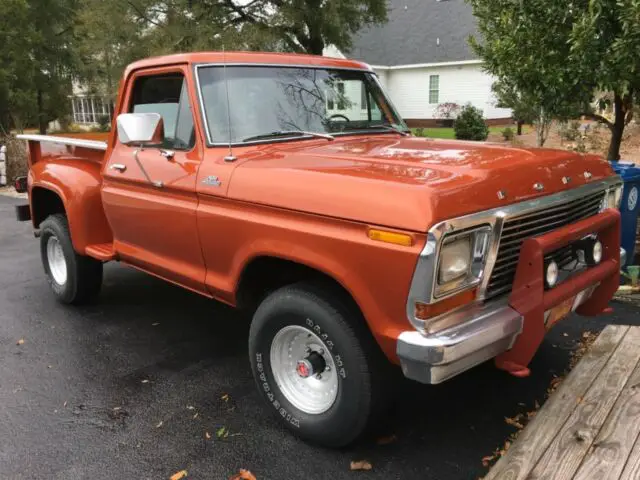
left=411, top=125, right=529, bottom=139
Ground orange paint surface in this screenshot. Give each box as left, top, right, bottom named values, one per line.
left=23, top=51, right=618, bottom=363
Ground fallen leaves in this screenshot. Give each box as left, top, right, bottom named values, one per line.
left=481, top=455, right=495, bottom=468
left=376, top=434, right=398, bottom=445
left=141, top=379, right=150, bottom=384
left=570, top=331, right=599, bottom=369
left=170, top=470, right=188, bottom=480
left=350, top=460, right=372, bottom=471
left=16, top=338, right=24, bottom=345
left=229, top=469, right=257, bottom=480
left=217, top=426, right=229, bottom=439
left=156, top=420, right=164, bottom=428
left=504, top=415, right=524, bottom=430
left=481, top=438, right=513, bottom=467
left=547, top=376, right=564, bottom=396
left=205, top=431, right=211, bottom=440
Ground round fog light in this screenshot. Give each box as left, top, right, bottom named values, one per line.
left=591, top=240, right=603, bottom=265
left=545, top=260, right=559, bottom=288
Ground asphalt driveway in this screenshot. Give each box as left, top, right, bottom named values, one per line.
left=1, top=194, right=639, bottom=480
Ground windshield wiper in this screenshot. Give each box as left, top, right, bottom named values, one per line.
left=242, top=130, right=334, bottom=143
left=339, top=124, right=411, bottom=137
left=374, top=125, right=410, bottom=136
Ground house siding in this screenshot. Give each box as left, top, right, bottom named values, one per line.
left=375, top=63, right=512, bottom=123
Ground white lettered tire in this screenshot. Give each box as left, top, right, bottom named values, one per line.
left=40, top=214, right=103, bottom=304
left=249, top=282, right=388, bottom=447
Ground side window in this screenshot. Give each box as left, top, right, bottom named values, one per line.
left=129, top=73, right=195, bottom=150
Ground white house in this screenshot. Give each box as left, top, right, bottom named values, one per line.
left=68, top=82, right=114, bottom=126
left=326, top=0, right=512, bottom=127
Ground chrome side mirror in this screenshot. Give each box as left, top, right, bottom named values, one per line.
left=115, top=112, right=165, bottom=188
left=116, top=113, right=164, bottom=146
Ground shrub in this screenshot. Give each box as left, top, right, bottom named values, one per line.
left=64, top=123, right=85, bottom=133
left=558, top=120, right=581, bottom=142
left=454, top=104, right=489, bottom=141
left=434, top=102, right=461, bottom=119
left=1, top=134, right=28, bottom=183
left=502, top=127, right=515, bottom=141
left=97, top=115, right=111, bottom=132
left=567, top=137, right=587, bottom=153
left=414, top=127, right=425, bottom=137
left=58, top=115, right=73, bottom=132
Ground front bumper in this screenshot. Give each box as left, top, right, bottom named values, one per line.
left=397, top=301, right=523, bottom=384
left=397, top=210, right=623, bottom=385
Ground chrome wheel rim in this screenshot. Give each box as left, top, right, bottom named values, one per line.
left=270, top=325, right=338, bottom=415
left=46, top=236, right=67, bottom=285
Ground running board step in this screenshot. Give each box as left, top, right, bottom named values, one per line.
left=85, top=243, right=116, bottom=261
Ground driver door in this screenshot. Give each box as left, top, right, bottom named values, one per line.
left=102, top=66, right=207, bottom=293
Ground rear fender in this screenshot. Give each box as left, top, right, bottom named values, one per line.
left=30, top=159, right=112, bottom=253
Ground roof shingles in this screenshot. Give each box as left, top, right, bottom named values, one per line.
left=347, top=0, right=479, bottom=66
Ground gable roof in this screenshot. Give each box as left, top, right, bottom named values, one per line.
left=347, top=0, right=479, bottom=67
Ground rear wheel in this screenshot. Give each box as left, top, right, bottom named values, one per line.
left=40, top=214, right=103, bottom=304
left=248, top=282, right=388, bottom=447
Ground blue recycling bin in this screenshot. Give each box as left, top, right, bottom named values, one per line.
left=611, top=161, right=640, bottom=266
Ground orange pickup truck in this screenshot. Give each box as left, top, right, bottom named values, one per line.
left=14, top=51, right=625, bottom=447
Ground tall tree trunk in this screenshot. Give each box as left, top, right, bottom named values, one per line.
left=536, top=107, right=551, bottom=147
left=37, top=88, right=46, bottom=134
left=303, top=0, right=324, bottom=55
left=517, top=120, right=524, bottom=136
left=607, top=92, right=625, bottom=161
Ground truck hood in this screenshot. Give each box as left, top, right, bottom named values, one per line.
left=228, top=136, right=616, bottom=232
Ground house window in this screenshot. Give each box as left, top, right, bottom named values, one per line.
left=429, top=75, right=440, bottom=104
left=71, top=96, right=113, bottom=124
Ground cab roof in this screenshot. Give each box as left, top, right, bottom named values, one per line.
left=124, top=51, right=372, bottom=77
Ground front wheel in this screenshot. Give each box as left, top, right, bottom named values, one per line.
left=40, top=214, right=103, bottom=304
left=249, top=283, right=387, bottom=447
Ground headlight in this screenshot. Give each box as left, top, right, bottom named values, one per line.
left=438, top=237, right=471, bottom=284
left=435, top=227, right=491, bottom=297
left=602, top=185, right=623, bottom=211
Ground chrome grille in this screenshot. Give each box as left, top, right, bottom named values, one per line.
left=485, top=190, right=606, bottom=299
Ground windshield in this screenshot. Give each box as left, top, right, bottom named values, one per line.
left=196, top=65, right=408, bottom=144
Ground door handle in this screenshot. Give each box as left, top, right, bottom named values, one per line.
left=110, top=163, right=127, bottom=172
left=160, top=149, right=175, bottom=160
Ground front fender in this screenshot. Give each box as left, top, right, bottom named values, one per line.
left=30, top=159, right=112, bottom=253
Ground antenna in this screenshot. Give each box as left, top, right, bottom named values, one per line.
left=222, top=46, right=237, bottom=162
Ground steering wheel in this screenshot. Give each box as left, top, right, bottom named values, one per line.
left=327, top=114, right=350, bottom=122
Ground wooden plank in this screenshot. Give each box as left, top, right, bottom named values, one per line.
left=528, top=327, right=640, bottom=479
left=485, top=325, right=630, bottom=480
left=620, top=434, right=640, bottom=480
left=573, top=355, right=640, bottom=480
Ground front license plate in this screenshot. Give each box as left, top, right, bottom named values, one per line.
left=546, top=296, right=576, bottom=330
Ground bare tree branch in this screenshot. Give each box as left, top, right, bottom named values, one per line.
left=582, top=112, right=614, bottom=129
left=123, top=0, right=166, bottom=28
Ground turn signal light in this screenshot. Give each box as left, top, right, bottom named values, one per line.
left=367, top=229, right=413, bottom=247
left=414, top=289, right=477, bottom=321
